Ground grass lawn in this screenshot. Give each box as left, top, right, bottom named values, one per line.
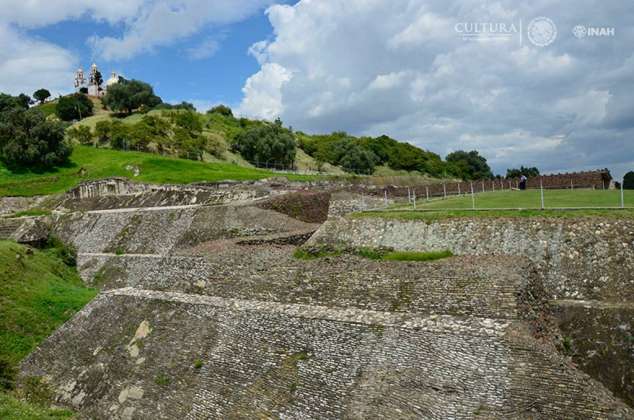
left=353, top=208, right=634, bottom=222
left=393, top=189, right=633, bottom=210
left=0, top=145, right=321, bottom=197
left=0, top=393, right=74, bottom=419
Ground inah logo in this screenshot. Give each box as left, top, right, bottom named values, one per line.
left=527, top=17, right=557, bottom=47
left=572, top=25, right=615, bottom=39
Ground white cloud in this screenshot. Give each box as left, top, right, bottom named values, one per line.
left=90, top=0, right=274, bottom=61
left=238, top=62, right=292, bottom=120
left=240, top=0, right=634, bottom=177
left=187, top=37, right=222, bottom=60
left=0, top=0, right=145, bottom=27
left=0, top=25, right=77, bottom=96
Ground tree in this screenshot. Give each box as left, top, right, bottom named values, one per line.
left=231, top=120, right=296, bottom=169
left=624, top=171, right=634, bottom=190
left=506, top=166, right=540, bottom=178
left=94, top=120, right=112, bottom=144
left=446, top=150, right=493, bottom=180
left=0, top=107, right=71, bottom=168
left=335, top=141, right=377, bottom=174
left=66, top=125, right=93, bottom=146
left=102, top=79, right=162, bottom=114
left=207, top=104, right=233, bottom=117
left=0, top=93, right=29, bottom=113
left=56, top=94, right=94, bottom=121
left=33, top=89, right=51, bottom=104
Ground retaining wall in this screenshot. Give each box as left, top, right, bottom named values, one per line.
left=308, top=216, right=634, bottom=302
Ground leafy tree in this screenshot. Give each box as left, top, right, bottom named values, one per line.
left=94, top=120, right=113, bottom=144
left=33, top=89, right=51, bottom=104
left=56, top=94, right=94, bottom=121
left=170, top=110, right=202, bottom=133
left=506, top=166, right=540, bottom=178
left=623, top=171, right=634, bottom=190
left=207, top=104, right=233, bottom=117
left=231, top=120, right=296, bottom=169
left=333, top=140, right=377, bottom=174
left=0, top=107, right=71, bottom=168
left=66, top=125, right=93, bottom=145
left=446, top=150, right=493, bottom=180
left=94, top=70, right=103, bottom=88
left=0, top=93, right=29, bottom=112
left=102, top=79, right=162, bottom=114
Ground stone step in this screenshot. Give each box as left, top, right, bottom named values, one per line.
left=78, top=252, right=535, bottom=320
left=20, top=289, right=632, bottom=419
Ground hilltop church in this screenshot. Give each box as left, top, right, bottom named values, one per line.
left=74, top=63, right=120, bottom=97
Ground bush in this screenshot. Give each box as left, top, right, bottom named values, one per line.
left=231, top=119, right=296, bottom=169
left=205, top=134, right=227, bottom=159
left=207, top=104, right=233, bottom=117
left=66, top=125, right=93, bottom=145
left=56, top=94, right=94, bottom=121
left=0, top=107, right=71, bottom=168
left=446, top=150, right=493, bottom=180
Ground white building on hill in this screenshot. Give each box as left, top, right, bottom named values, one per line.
left=74, top=63, right=120, bottom=97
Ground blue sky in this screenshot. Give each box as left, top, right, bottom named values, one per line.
left=28, top=2, right=292, bottom=109
left=0, top=1, right=632, bottom=178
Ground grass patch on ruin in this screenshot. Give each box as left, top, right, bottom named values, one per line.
left=0, top=240, right=97, bottom=391
left=352, top=207, right=634, bottom=222
left=294, top=245, right=452, bottom=262
left=0, top=392, right=74, bottom=419
left=4, top=209, right=52, bottom=219
left=0, top=145, right=323, bottom=197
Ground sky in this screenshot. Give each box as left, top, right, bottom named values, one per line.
left=0, top=0, right=632, bottom=179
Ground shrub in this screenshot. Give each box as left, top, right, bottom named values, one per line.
left=446, top=150, right=493, bottom=180
left=0, top=107, right=71, bottom=168
left=56, top=94, right=94, bottom=121
left=205, top=135, right=227, bottom=159
left=66, top=125, right=93, bottom=145
left=231, top=119, right=296, bottom=169
left=44, top=235, right=77, bottom=267
left=207, top=104, right=233, bottom=117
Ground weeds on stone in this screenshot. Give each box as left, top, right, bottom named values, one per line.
left=382, top=250, right=453, bottom=262
left=114, top=246, right=125, bottom=256
left=293, top=245, right=453, bottom=263
left=194, top=359, right=203, bottom=369
left=154, top=373, right=171, bottom=386
left=293, top=246, right=342, bottom=260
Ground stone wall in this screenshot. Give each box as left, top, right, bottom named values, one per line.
left=54, top=204, right=319, bottom=256
left=308, top=216, right=634, bottom=302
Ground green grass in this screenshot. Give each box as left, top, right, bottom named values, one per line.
left=34, top=102, right=58, bottom=118
left=4, top=209, right=52, bottom=219
left=399, top=189, right=633, bottom=210
left=0, top=240, right=97, bottom=389
left=382, top=250, right=453, bottom=262
left=353, top=208, right=634, bottom=222
left=0, top=393, right=74, bottom=419
left=0, top=145, right=321, bottom=197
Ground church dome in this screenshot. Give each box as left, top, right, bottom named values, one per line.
left=106, top=72, right=120, bottom=87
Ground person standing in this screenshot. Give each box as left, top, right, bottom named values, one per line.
left=519, top=175, right=527, bottom=190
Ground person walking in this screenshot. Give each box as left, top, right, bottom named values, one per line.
left=519, top=175, right=527, bottom=190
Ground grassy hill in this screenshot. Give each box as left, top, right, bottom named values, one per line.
left=0, top=145, right=322, bottom=197
left=0, top=240, right=96, bottom=417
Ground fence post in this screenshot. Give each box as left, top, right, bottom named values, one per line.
left=384, top=190, right=388, bottom=207
left=540, top=178, right=545, bottom=209
left=571, top=179, right=574, bottom=190
left=458, top=183, right=461, bottom=195
left=407, top=187, right=411, bottom=203
left=481, top=180, right=485, bottom=192
left=470, top=182, right=475, bottom=210
left=621, top=181, right=625, bottom=208
left=426, top=186, right=429, bottom=201
left=492, top=181, right=495, bottom=192
left=443, top=183, right=447, bottom=199
left=413, top=191, right=417, bottom=210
